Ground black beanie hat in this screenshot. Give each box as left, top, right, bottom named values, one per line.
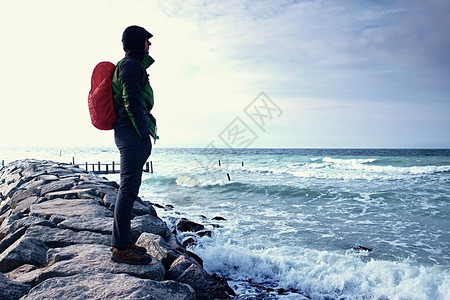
left=122, top=25, right=153, bottom=51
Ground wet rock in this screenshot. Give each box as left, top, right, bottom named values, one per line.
left=197, top=230, right=212, bottom=238
left=164, top=204, right=174, bottom=211
left=212, top=216, right=227, bottom=221
left=176, top=218, right=205, bottom=233
left=0, top=272, right=31, bottom=300
left=24, top=272, right=195, bottom=300
left=353, top=245, right=372, bottom=252
left=174, top=261, right=233, bottom=300
left=182, top=236, right=197, bottom=248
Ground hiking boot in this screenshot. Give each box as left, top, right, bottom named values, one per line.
left=111, top=247, right=152, bottom=265
left=128, top=243, right=147, bottom=255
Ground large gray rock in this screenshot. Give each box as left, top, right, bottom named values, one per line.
left=37, top=244, right=165, bottom=283
left=0, top=237, right=48, bottom=273
left=38, top=179, right=78, bottom=197
left=136, top=232, right=183, bottom=269
left=9, top=180, right=43, bottom=208
left=44, top=188, right=97, bottom=200
left=0, top=272, right=31, bottom=300
left=175, top=263, right=233, bottom=300
left=131, top=214, right=170, bottom=241
left=0, top=215, right=54, bottom=238
left=24, top=272, right=195, bottom=300
left=9, top=195, right=41, bottom=215
left=30, top=198, right=113, bottom=219
left=0, top=227, right=27, bottom=255
left=166, top=255, right=201, bottom=280
left=24, top=225, right=110, bottom=248
left=57, top=215, right=113, bottom=235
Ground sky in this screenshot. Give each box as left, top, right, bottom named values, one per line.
left=0, top=0, right=449, bottom=148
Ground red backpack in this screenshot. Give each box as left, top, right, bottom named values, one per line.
left=88, top=61, right=116, bottom=130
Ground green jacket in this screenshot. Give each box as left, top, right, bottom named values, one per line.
left=112, top=53, right=159, bottom=140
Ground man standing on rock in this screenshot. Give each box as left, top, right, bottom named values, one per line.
left=110, top=25, right=158, bottom=265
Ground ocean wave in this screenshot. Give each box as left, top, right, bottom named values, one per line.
left=290, top=159, right=450, bottom=181
left=194, top=241, right=450, bottom=300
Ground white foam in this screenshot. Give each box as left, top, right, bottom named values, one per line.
left=194, top=241, right=450, bottom=300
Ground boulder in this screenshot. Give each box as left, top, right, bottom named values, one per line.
left=38, top=179, right=78, bottom=197
left=24, top=225, right=110, bottom=248
left=44, top=188, right=97, bottom=200
left=136, top=232, right=183, bottom=269
left=30, top=198, right=113, bottom=219
left=166, top=255, right=200, bottom=280
left=176, top=218, right=205, bottom=233
left=0, top=237, right=48, bottom=273
left=24, top=272, right=195, bottom=300
left=0, top=272, right=31, bottom=300
left=131, top=214, right=170, bottom=242
left=4, top=264, right=37, bottom=281
left=37, top=244, right=165, bottom=283
left=175, top=262, right=233, bottom=300
left=57, top=215, right=113, bottom=235
left=0, top=215, right=54, bottom=238
left=0, top=227, right=27, bottom=254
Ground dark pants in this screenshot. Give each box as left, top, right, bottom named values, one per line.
left=111, top=125, right=151, bottom=250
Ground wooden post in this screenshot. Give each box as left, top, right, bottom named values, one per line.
left=219, top=160, right=221, bottom=166
left=242, top=161, right=244, bottom=167
left=227, top=173, right=231, bottom=181
left=145, top=162, right=149, bottom=173
left=112, top=161, right=115, bottom=173
left=98, top=162, right=101, bottom=173
left=72, top=157, right=75, bottom=165
left=106, top=164, right=109, bottom=174
left=92, top=164, right=95, bottom=172
left=150, top=161, right=153, bottom=173
left=1, top=160, right=4, bottom=167
left=85, top=162, right=88, bottom=172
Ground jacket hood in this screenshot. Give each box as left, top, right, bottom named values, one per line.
left=122, top=25, right=153, bottom=51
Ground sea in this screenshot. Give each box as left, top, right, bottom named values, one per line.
left=1, top=147, right=449, bottom=300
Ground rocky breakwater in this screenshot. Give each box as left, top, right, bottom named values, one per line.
left=0, top=159, right=233, bottom=300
